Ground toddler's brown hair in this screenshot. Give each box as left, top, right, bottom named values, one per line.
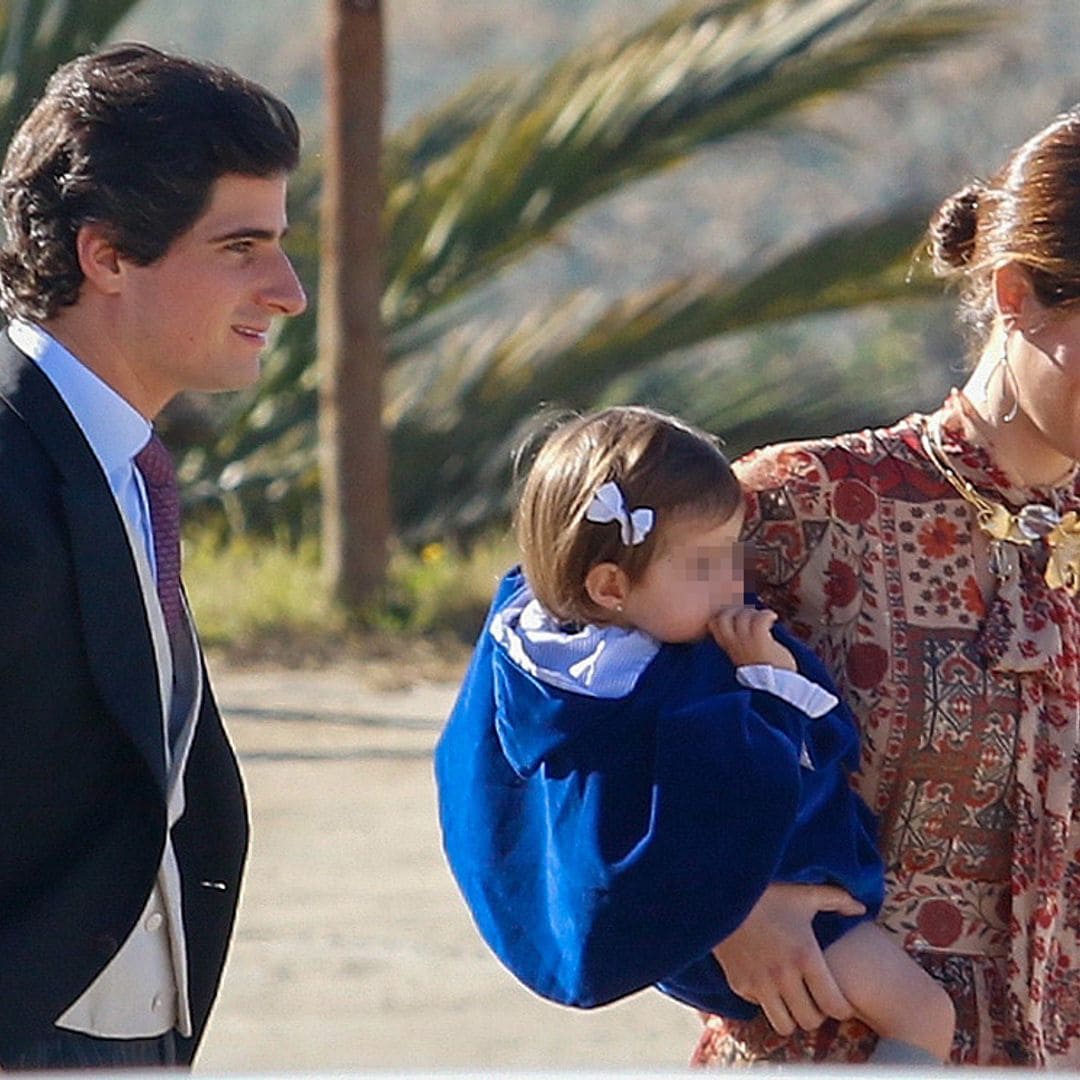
left=515, top=406, right=742, bottom=625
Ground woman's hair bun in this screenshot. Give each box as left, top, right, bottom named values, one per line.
left=928, top=182, right=983, bottom=274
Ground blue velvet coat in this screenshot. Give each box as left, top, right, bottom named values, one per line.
left=434, top=568, right=882, bottom=1017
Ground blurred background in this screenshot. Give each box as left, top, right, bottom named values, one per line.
left=0, top=0, right=1064, bottom=650
left=3, top=0, right=1080, bottom=1071
left=1, top=0, right=1069, bottom=653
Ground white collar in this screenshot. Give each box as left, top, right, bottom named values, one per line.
left=8, top=320, right=151, bottom=480
left=489, top=581, right=660, bottom=699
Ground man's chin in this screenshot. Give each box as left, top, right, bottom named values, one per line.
left=201, top=359, right=262, bottom=394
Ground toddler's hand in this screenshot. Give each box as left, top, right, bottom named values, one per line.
left=709, top=606, right=797, bottom=671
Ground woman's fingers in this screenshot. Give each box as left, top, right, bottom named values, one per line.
left=799, top=945, right=855, bottom=1023
left=812, top=883, right=868, bottom=919
left=778, top=971, right=829, bottom=1032
left=712, top=883, right=862, bottom=1034
left=755, top=990, right=798, bottom=1038
left=746, top=964, right=847, bottom=1036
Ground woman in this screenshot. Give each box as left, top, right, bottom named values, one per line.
left=694, top=108, right=1080, bottom=1067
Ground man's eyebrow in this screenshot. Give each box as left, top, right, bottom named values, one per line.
left=208, top=226, right=289, bottom=243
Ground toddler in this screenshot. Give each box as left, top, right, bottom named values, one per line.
left=435, top=406, right=954, bottom=1064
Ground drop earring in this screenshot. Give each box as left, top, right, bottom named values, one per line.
left=997, top=330, right=1020, bottom=424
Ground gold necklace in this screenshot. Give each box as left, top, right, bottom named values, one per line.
left=919, top=414, right=1080, bottom=595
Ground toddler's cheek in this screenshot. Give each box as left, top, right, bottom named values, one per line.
left=709, top=574, right=745, bottom=607
left=742, top=565, right=758, bottom=597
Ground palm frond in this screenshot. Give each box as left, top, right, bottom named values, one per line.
left=179, top=0, right=997, bottom=545
left=441, top=204, right=936, bottom=420
left=384, top=202, right=942, bottom=536
left=384, top=72, right=521, bottom=181
left=381, top=0, right=991, bottom=329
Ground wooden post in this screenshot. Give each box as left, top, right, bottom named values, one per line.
left=318, top=0, right=392, bottom=610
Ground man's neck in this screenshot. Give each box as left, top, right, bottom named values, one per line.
left=40, top=308, right=166, bottom=420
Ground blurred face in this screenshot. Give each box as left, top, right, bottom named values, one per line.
left=620, top=510, right=746, bottom=643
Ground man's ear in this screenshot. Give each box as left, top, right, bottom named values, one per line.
left=75, top=222, right=124, bottom=296
left=584, top=561, right=629, bottom=613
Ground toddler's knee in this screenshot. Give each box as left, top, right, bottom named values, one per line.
left=925, top=982, right=956, bottom=1060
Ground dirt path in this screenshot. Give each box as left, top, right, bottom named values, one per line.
left=195, top=667, right=700, bottom=1072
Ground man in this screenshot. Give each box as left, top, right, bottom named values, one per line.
left=0, top=44, right=306, bottom=1069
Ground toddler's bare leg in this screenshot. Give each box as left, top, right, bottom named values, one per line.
left=823, top=921, right=955, bottom=1062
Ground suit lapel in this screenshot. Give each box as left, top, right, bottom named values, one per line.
left=0, top=336, right=167, bottom=791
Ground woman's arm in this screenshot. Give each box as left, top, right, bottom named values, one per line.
left=721, top=439, right=867, bottom=1032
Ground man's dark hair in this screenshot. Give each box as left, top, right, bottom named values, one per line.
left=0, top=42, right=301, bottom=321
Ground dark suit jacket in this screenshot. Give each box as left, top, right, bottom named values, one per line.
left=0, top=336, right=248, bottom=1065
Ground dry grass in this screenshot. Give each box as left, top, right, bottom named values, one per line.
left=184, top=529, right=514, bottom=682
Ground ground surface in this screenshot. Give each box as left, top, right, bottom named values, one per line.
left=196, top=663, right=700, bottom=1073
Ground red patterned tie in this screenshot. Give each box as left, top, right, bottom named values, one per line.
left=135, top=432, right=183, bottom=640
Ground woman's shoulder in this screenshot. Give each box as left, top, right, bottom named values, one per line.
left=735, top=416, right=919, bottom=497
left=734, top=417, right=930, bottom=611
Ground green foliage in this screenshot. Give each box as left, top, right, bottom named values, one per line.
left=617, top=299, right=955, bottom=458
left=184, top=528, right=512, bottom=658
left=373, top=534, right=517, bottom=639
left=184, top=532, right=345, bottom=652
left=180, top=0, right=994, bottom=543
left=387, top=206, right=946, bottom=536
left=380, top=0, right=985, bottom=328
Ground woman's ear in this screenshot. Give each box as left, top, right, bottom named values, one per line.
left=584, top=562, right=629, bottom=613
left=993, top=261, right=1040, bottom=329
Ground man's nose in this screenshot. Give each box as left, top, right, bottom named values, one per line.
left=262, top=250, right=307, bottom=316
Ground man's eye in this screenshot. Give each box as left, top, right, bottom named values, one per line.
left=692, top=556, right=712, bottom=580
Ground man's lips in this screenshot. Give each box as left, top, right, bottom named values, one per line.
left=233, top=324, right=269, bottom=344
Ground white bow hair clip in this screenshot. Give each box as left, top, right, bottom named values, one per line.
left=584, top=481, right=654, bottom=546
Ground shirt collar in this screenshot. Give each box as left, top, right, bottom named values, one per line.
left=8, top=319, right=151, bottom=481
left=488, top=580, right=660, bottom=699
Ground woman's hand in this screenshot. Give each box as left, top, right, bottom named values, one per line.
left=709, top=606, right=796, bottom=670
left=711, top=882, right=865, bottom=1035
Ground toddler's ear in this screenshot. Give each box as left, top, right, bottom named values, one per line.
left=584, top=562, right=629, bottom=613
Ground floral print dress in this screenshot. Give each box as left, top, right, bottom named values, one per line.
left=692, top=392, right=1080, bottom=1067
